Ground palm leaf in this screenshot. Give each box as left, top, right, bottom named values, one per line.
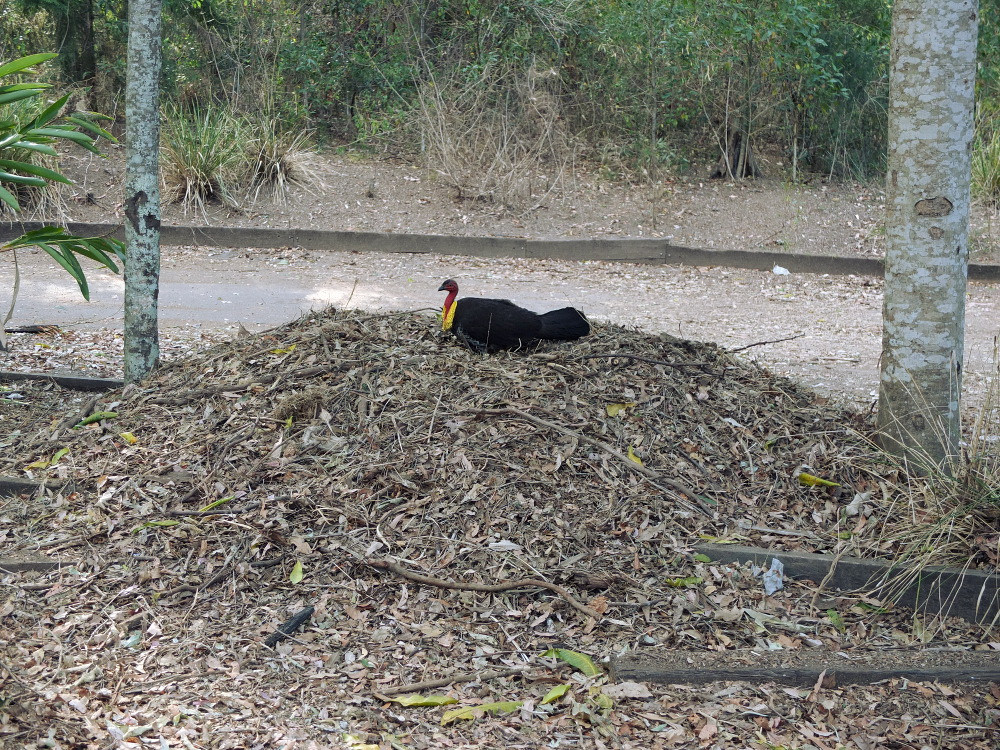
left=29, top=94, right=70, bottom=130
left=0, top=53, right=57, bottom=78
left=0, top=171, right=47, bottom=187
left=66, top=114, right=115, bottom=141
left=34, top=241, right=90, bottom=299
left=0, top=89, right=44, bottom=107
left=0, top=183, right=19, bottom=210
left=0, top=157, right=72, bottom=184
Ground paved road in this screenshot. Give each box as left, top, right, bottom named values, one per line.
left=3, top=243, right=998, bottom=409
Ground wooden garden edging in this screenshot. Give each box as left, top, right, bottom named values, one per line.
left=1, top=371, right=118, bottom=499
left=0, top=559, right=69, bottom=574
left=0, top=477, right=65, bottom=498
left=5, top=220, right=1000, bottom=280
left=610, top=649, right=1000, bottom=687
left=695, top=543, right=1000, bottom=625
left=0, top=370, right=123, bottom=391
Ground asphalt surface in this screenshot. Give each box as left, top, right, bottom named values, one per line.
left=3, top=243, right=998, bottom=410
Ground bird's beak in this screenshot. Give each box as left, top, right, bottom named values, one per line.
left=437, top=283, right=448, bottom=292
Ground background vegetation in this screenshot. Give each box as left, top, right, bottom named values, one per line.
left=0, top=0, right=998, bottom=202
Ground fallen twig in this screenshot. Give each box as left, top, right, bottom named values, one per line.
left=729, top=333, right=804, bottom=354
left=571, top=352, right=712, bottom=371
left=161, top=566, right=232, bottom=599
left=366, top=557, right=602, bottom=620
left=54, top=394, right=100, bottom=435
left=470, top=406, right=714, bottom=516
left=376, top=667, right=525, bottom=697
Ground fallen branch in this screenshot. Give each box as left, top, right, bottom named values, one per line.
left=571, top=352, right=712, bottom=371
left=264, top=605, right=315, bottom=648
left=160, top=566, right=232, bottom=599
left=470, top=406, right=714, bottom=516
left=55, top=394, right=100, bottom=434
left=366, top=557, right=602, bottom=620
left=167, top=507, right=253, bottom=517
left=148, top=363, right=344, bottom=406
left=377, top=667, right=524, bottom=697
left=729, top=333, right=804, bottom=354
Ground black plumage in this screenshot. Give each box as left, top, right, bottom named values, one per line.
left=437, top=279, right=590, bottom=353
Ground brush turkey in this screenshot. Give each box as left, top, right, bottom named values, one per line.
left=437, top=279, right=590, bottom=353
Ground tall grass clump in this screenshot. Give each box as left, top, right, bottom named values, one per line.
left=972, top=126, right=1000, bottom=205
left=244, top=125, right=325, bottom=204
left=161, top=103, right=246, bottom=215
left=863, top=365, right=1000, bottom=629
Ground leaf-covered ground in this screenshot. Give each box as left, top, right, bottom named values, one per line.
left=1, top=311, right=998, bottom=748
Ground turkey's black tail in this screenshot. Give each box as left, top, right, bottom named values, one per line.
left=538, top=307, right=590, bottom=341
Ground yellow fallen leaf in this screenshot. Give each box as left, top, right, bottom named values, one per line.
left=388, top=694, right=458, bottom=707
left=797, top=472, right=840, bottom=487
left=441, top=701, right=523, bottom=725
left=74, top=411, right=118, bottom=428
left=120, top=432, right=138, bottom=445
left=198, top=496, right=234, bottom=512
left=542, top=648, right=601, bottom=677
left=627, top=446, right=643, bottom=466
left=289, top=559, right=304, bottom=584
left=24, top=447, right=69, bottom=471
left=590, top=686, right=614, bottom=711
left=343, top=734, right=381, bottom=750
left=606, top=402, right=637, bottom=417
left=141, top=520, right=180, bottom=529
left=271, top=344, right=297, bottom=355
left=541, top=684, right=570, bottom=705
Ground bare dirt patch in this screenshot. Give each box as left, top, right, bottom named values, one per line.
left=50, top=142, right=1000, bottom=262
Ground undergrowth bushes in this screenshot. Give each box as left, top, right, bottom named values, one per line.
left=8, top=0, right=1000, bottom=189
left=410, top=63, right=574, bottom=208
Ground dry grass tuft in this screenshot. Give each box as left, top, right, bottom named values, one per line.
left=411, top=63, right=576, bottom=210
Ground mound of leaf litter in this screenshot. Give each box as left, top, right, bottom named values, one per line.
left=2, top=309, right=997, bottom=749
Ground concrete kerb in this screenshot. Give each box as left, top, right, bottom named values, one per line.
left=4, top=221, right=999, bottom=281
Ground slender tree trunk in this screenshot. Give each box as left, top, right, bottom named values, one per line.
left=123, top=0, right=162, bottom=383
left=877, top=0, right=978, bottom=471
left=78, top=0, right=96, bottom=81
left=49, top=0, right=97, bottom=82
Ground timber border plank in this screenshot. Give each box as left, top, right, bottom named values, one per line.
left=695, top=543, right=1000, bottom=625
left=4, top=220, right=1000, bottom=280
left=610, top=650, right=1000, bottom=686
left=0, top=370, right=123, bottom=391
left=0, top=559, right=70, bottom=574
left=0, top=477, right=65, bottom=498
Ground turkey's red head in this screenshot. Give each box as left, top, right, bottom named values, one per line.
left=438, top=279, right=459, bottom=331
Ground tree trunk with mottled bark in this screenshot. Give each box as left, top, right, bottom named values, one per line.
left=877, top=0, right=978, bottom=471
left=123, top=0, right=163, bottom=383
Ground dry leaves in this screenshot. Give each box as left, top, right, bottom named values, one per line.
left=1, top=309, right=998, bottom=748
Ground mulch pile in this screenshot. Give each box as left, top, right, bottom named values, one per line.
left=1, top=309, right=997, bottom=748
